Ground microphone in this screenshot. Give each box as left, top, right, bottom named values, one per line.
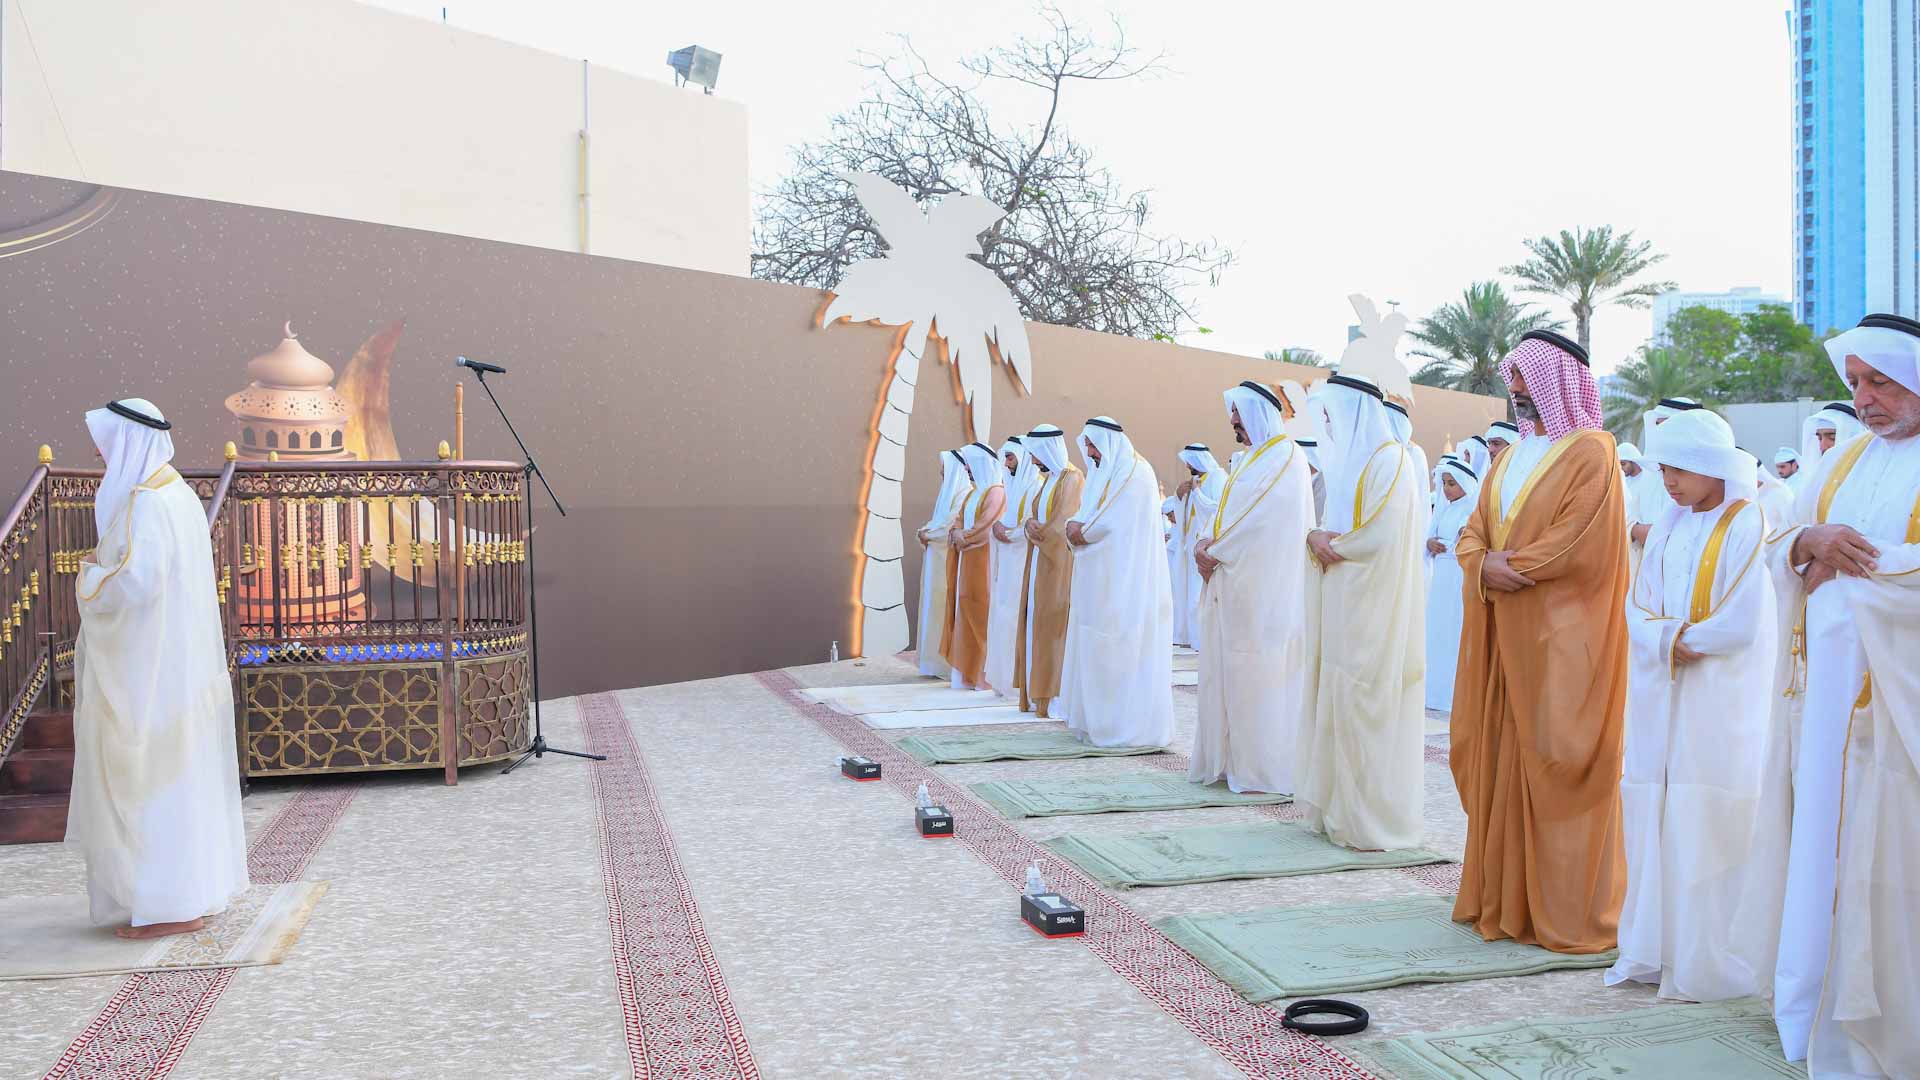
left=456, top=356, right=507, bottom=375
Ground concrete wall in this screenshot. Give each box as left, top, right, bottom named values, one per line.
left=0, top=170, right=1507, bottom=695
left=1723, top=398, right=1828, bottom=461
left=0, top=0, right=748, bottom=275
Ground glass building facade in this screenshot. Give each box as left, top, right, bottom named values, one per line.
left=1793, top=0, right=1919, bottom=334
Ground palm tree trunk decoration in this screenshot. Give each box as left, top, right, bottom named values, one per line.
left=820, top=173, right=1033, bottom=658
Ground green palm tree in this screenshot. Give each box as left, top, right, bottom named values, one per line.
left=1502, top=226, right=1677, bottom=353
left=1601, top=347, right=1718, bottom=441
left=1408, top=281, right=1563, bottom=396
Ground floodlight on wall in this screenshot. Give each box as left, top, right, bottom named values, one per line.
left=667, top=46, right=722, bottom=94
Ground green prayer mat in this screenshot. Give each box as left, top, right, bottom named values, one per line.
left=1042, top=821, right=1447, bottom=888
left=970, top=775, right=1290, bottom=819
left=895, top=728, right=1164, bottom=765
left=1358, top=998, right=1802, bottom=1079
left=1154, top=897, right=1615, bottom=1001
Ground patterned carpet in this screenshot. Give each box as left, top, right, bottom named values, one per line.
left=0, top=659, right=1675, bottom=1079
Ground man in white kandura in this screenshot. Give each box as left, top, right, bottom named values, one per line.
left=1189, top=382, right=1314, bottom=794
left=1458, top=434, right=1492, bottom=478
left=67, top=400, right=248, bottom=939
left=1297, top=436, right=1327, bottom=524
left=1385, top=399, right=1430, bottom=532
left=1298, top=373, right=1427, bottom=850
left=1801, top=400, right=1865, bottom=467
left=1740, top=313, right=1920, bottom=1077
left=1483, top=420, right=1519, bottom=461
left=1169, top=443, right=1224, bottom=648
left=1775, top=447, right=1806, bottom=494
left=985, top=437, right=1039, bottom=699
left=1424, top=455, right=1480, bottom=713
left=1607, top=407, right=1775, bottom=1002
left=1059, top=417, right=1173, bottom=748
left=915, top=450, right=970, bottom=679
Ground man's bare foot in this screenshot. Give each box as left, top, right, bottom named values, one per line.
left=115, top=917, right=206, bottom=940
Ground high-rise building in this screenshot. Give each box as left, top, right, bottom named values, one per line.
left=1792, top=1, right=1920, bottom=334
left=1651, top=286, right=1789, bottom=343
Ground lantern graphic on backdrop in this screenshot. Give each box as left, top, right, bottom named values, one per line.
left=224, top=323, right=367, bottom=624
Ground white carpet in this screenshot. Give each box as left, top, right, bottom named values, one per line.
left=0, top=882, right=328, bottom=981
left=860, top=704, right=1042, bottom=730
left=800, top=683, right=1003, bottom=715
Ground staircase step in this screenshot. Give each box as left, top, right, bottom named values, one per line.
left=0, top=747, right=73, bottom=795
left=0, top=792, right=67, bottom=845
left=18, top=712, right=73, bottom=751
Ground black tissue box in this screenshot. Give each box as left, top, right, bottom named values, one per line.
left=1021, top=892, right=1086, bottom=937
left=915, top=804, right=954, bottom=837
left=839, top=756, right=881, bottom=781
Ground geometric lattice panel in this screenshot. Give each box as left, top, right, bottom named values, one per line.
left=242, top=663, right=441, bottom=775
left=457, top=651, right=531, bottom=763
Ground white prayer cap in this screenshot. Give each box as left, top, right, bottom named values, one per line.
left=1641, top=397, right=1704, bottom=448
left=1774, top=446, right=1800, bottom=465
left=1025, top=424, right=1068, bottom=474
left=1644, top=407, right=1758, bottom=503
left=1223, top=380, right=1286, bottom=446
left=1178, top=443, right=1221, bottom=477
left=922, top=449, right=971, bottom=531
left=1616, top=442, right=1642, bottom=462
left=1161, top=496, right=1178, bottom=515
left=1824, top=312, right=1920, bottom=397
left=84, top=398, right=175, bottom=536
left=1483, top=420, right=1520, bottom=445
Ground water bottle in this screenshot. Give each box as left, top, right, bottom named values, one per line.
left=1025, top=863, right=1046, bottom=896
left=915, top=782, right=932, bottom=809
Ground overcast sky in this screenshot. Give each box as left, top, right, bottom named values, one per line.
left=368, top=0, right=1791, bottom=373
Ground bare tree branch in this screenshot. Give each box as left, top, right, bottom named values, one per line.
left=751, top=8, right=1230, bottom=341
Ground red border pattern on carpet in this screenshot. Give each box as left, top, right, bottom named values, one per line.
left=579, top=693, right=760, bottom=1080
left=756, top=669, right=1381, bottom=1080
left=41, top=782, right=359, bottom=1080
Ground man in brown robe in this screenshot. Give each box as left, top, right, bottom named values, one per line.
left=1013, top=425, right=1082, bottom=717
left=1450, top=330, right=1630, bottom=955
left=940, top=443, right=1005, bottom=688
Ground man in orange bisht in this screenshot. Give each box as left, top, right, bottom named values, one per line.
left=940, top=442, right=1006, bottom=690
left=1450, top=329, right=1631, bottom=955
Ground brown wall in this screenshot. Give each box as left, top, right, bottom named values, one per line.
left=0, top=172, right=1505, bottom=695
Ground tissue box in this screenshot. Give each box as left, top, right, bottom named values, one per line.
left=915, top=804, right=955, bottom=837
left=839, top=756, right=882, bottom=781
left=1021, top=892, right=1086, bottom=937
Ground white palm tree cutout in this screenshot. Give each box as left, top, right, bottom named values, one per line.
left=821, top=173, right=1033, bottom=658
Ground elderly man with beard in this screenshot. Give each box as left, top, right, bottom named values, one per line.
left=1450, top=329, right=1632, bottom=954
left=1059, top=417, right=1173, bottom=748
left=1188, top=383, right=1314, bottom=794
left=1737, top=314, right=1920, bottom=1077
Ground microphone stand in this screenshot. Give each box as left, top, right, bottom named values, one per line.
left=461, top=366, right=605, bottom=773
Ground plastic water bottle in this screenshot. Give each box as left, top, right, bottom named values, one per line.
left=830, top=640, right=840, bottom=662
left=1025, top=863, right=1046, bottom=896
left=915, top=782, right=932, bottom=809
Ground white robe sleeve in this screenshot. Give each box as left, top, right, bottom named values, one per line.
left=76, top=494, right=167, bottom=619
